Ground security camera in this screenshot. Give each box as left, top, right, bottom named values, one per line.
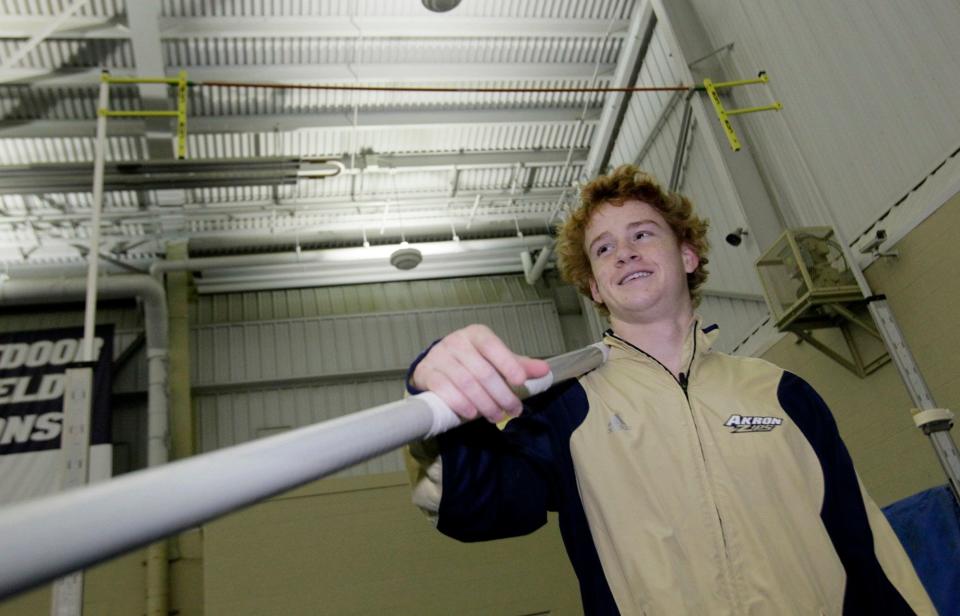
left=859, top=229, right=887, bottom=254
left=725, top=227, right=748, bottom=247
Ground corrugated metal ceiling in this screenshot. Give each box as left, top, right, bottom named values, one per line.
left=0, top=0, right=640, bottom=268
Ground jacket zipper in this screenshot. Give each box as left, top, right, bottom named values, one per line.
left=609, top=329, right=739, bottom=610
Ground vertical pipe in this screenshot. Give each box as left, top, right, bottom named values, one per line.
left=145, top=345, right=170, bottom=616
left=525, top=242, right=554, bottom=285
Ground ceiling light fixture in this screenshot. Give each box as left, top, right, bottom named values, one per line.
left=422, top=0, right=462, bottom=12
left=390, top=242, right=423, bottom=270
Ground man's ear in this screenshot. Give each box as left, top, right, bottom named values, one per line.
left=681, top=243, right=699, bottom=274
left=589, top=278, right=604, bottom=305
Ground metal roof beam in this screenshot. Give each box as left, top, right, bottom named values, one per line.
left=0, top=67, right=136, bottom=86
left=1, top=188, right=570, bottom=225
left=0, top=16, right=629, bottom=40
left=0, top=150, right=586, bottom=194
left=354, top=149, right=588, bottom=171
left=0, top=107, right=601, bottom=138
left=158, top=17, right=629, bottom=39
left=0, top=62, right=613, bottom=86
left=125, top=1, right=172, bottom=162
left=581, top=0, right=657, bottom=180
left=182, top=63, right=616, bottom=84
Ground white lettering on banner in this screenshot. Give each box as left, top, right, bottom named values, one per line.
left=0, top=337, right=104, bottom=370
left=0, top=412, right=63, bottom=445
left=0, top=374, right=66, bottom=405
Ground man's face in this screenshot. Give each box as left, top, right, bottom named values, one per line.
left=584, top=200, right=699, bottom=324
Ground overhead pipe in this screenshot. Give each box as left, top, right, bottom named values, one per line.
left=194, top=254, right=538, bottom=294
left=148, top=235, right=551, bottom=280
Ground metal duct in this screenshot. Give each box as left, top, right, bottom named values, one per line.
left=0, top=158, right=342, bottom=194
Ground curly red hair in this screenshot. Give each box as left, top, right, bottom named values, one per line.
left=556, top=165, right=710, bottom=313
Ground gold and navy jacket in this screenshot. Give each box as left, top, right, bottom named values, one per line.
left=407, top=324, right=935, bottom=615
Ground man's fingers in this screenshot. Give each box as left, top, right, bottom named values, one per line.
left=448, top=345, right=522, bottom=417
left=462, top=326, right=538, bottom=387
left=412, top=325, right=552, bottom=424
left=430, top=379, right=478, bottom=421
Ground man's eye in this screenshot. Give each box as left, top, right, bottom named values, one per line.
left=634, top=230, right=650, bottom=240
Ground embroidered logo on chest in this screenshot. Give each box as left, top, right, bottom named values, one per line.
left=607, top=413, right=630, bottom=433
left=724, top=414, right=783, bottom=433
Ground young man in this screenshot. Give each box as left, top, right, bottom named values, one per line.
left=406, top=165, right=934, bottom=615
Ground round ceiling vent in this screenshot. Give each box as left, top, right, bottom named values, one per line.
left=390, top=246, right=423, bottom=270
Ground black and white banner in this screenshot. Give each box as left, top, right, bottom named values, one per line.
left=0, top=326, right=114, bottom=504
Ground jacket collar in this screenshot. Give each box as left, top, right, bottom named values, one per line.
left=602, top=317, right=718, bottom=373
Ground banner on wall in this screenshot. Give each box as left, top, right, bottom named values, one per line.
left=0, top=325, right=114, bottom=504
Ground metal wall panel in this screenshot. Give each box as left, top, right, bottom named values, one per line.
left=191, top=274, right=549, bottom=323
left=195, top=376, right=412, bottom=475
left=190, top=300, right=565, bottom=388
left=697, top=295, right=768, bottom=354
left=608, top=25, right=684, bottom=182
left=687, top=0, right=960, bottom=244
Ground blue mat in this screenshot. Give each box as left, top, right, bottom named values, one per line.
left=883, top=485, right=960, bottom=615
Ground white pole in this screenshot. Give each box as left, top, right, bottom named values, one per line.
left=81, top=71, right=110, bottom=362
left=0, top=344, right=608, bottom=601
left=49, top=68, right=110, bottom=616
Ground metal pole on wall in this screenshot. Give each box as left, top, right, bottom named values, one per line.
left=0, top=344, right=608, bottom=601
left=49, top=70, right=111, bottom=616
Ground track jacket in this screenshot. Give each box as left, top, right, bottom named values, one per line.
left=406, top=324, right=935, bottom=615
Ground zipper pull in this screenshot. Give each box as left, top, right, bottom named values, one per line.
left=678, top=372, right=688, bottom=392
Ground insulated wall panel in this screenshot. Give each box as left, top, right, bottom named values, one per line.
left=697, top=296, right=769, bottom=354
left=191, top=300, right=565, bottom=388
left=191, top=274, right=549, bottom=323
left=195, top=376, right=405, bottom=476
left=686, top=0, right=960, bottom=244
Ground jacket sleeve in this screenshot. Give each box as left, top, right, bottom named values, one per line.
left=778, top=371, right=936, bottom=615
left=433, top=411, right=559, bottom=542
left=402, top=340, right=560, bottom=542
left=404, top=406, right=560, bottom=543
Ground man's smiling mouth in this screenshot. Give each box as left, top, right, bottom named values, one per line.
left=619, top=271, right=652, bottom=285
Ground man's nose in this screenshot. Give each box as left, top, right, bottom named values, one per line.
left=616, top=247, right=640, bottom=264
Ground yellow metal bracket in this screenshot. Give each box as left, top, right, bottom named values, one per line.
left=702, top=72, right=782, bottom=151
left=97, top=70, right=190, bottom=159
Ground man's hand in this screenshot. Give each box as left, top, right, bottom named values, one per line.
left=411, top=324, right=551, bottom=423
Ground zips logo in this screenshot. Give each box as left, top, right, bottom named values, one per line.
left=724, top=414, right=783, bottom=433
